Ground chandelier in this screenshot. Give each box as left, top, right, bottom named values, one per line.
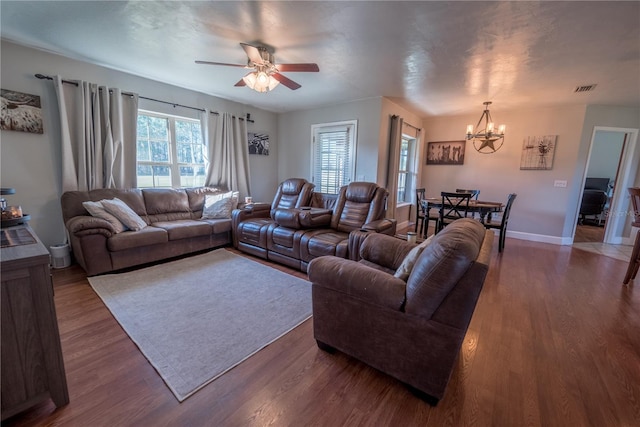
left=466, top=101, right=506, bottom=154
left=242, top=66, right=279, bottom=93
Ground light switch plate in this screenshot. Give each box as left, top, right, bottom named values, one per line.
left=554, top=180, right=568, bottom=188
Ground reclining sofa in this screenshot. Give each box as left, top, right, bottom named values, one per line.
left=308, top=218, right=493, bottom=404
left=61, top=187, right=233, bottom=276
left=233, top=179, right=396, bottom=271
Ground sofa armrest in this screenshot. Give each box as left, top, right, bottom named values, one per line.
left=362, top=218, right=396, bottom=235
left=308, top=256, right=406, bottom=311
left=66, top=216, right=114, bottom=237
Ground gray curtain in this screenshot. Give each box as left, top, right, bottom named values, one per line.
left=53, top=76, right=138, bottom=191
left=386, top=114, right=403, bottom=218
left=201, top=110, right=251, bottom=197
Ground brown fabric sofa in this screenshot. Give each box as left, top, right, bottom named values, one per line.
left=61, top=187, right=233, bottom=276
left=307, top=218, right=493, bottom=404
left=234, top=181, right=396, bottom=271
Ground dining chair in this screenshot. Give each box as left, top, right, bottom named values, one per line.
left=456, top=189, right=480, bottom=200
left=623, top=187, right=640, bottom=285
left=484, top=193, right=517, bottom=253
left=439, top=191, right=472, bottom=232
left=415, top=188, right=439, bottom=237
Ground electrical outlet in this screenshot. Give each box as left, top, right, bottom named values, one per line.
left=554, top=180, right=567, bottom=188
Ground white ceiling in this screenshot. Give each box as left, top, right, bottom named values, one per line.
left=1, top=1, right=639, bottom=117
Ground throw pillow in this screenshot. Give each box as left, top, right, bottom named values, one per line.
left=394, top=234, right=435, bottom=281
left=201, top=191, right=239, bottom=219
left=101, top=198, right=147, bottom=231
left=82, top=200, right=127, bottom=233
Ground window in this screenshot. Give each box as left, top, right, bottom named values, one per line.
left=397, top=135, right=416, bottom=204
left=136, top=111, right=205, bottom=188
left=311, top=120, right=357, bottom=194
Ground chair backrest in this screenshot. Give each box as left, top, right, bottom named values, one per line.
left=441, top=191, right=471, bottom=221
left=628, top=187, right=640, bottom=226
left=500, top=193, right=518, bottom=227
left=456, top=188, right=480, bottom=200
left=416, top=188, right=426, bottom=214
left=271, top=178, right=314, bottom=217
left=332, top=182, right=388, bottom=232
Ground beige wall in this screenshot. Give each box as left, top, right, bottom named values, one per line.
left=277, top=98, right=383, bottom=185
left=421, top=104, right=640, bottom=243
left=1, top=41, right=279, bottom=248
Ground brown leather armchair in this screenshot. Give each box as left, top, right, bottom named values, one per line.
left=308, top=219, right=493, bottom=404
left=266, top=182, right=396, bottom=271
left=232, top=178, right=314, bottom=259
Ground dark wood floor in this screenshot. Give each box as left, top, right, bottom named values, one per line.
left=4, top=235, right=639, bottom=426
left=574, top=223, right=605, bottom=243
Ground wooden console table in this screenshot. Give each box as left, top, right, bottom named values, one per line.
left=1, top=224, right=69, bottom=420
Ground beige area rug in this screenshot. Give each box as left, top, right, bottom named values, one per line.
left=88, top=249, right=312, bottom=402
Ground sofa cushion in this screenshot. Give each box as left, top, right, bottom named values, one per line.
left=201, top=218, right=233, bottom=234
left=151, top=220, right=213, bottom=240
left=202, top=191, right=239, bottom=219
left=107, top=227, right=168, bottom=251
left=101, top=198, right=148, bottom=231
left=394, top=234, right=435, bottom=281
left=185, top=187, right=227, bottom=217
left=405, top=219, right=485, bottom=318
left=143, top=188, right=191, bottom=222
left=82, top=200, right=127, bottom=233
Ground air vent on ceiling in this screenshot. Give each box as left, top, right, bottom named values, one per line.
left=574, top=84, right=597, bottom=93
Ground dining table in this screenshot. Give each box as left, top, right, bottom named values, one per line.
left=421, top=197, right=504, bottom=224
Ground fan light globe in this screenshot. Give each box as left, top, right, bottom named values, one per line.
left=242, top=71, right=279, bottom=93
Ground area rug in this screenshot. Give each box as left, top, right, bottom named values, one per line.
left=87, top=249, right=312, bottom=402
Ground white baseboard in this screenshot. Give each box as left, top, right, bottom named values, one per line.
left=505, top=230, right=573, bottom=246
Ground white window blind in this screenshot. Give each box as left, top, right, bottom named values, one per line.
left=311, top=121, right=357, bottom=194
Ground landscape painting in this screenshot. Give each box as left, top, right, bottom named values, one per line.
left=426, top=140, right=465, bottom=165
left=0, top=89, right=44, bottom=134
left=248, top=132, right=269, bottom=155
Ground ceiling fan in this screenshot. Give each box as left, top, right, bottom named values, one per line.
left=195, top=43, right=319, bottom=92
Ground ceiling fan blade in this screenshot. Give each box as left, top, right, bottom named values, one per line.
left=234, top=78, right=247, bottom=87
left=276, top=63, right=319, bottom=72
left=195, top=60, right=247, bottom=68
left=240, top=43, right=265, bottom=66
left=271, top=73, right=301, bottom=90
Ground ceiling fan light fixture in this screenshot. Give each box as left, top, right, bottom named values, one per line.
left=242, top=71, right=279, bottom=93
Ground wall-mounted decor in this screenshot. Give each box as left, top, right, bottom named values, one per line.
left=0, top=89, right=44, bottom=134
left=520, top=135, right=557, bottom=170
left=426, top=140, right=465, bottom=165
left=248, top=132, right=269, bottom=155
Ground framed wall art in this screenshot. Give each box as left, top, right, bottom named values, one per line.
left=426, top=140, right=465, bottom=165
left=0, top=89, right=44, bottom=134
left=248, top=132, right=269, bottom=155
left=520, top=135, right=557, bottom=170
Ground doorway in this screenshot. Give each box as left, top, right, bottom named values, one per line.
left=574, top=127, right=639, bottom=245
left=575, top=131, right=624, bottom=243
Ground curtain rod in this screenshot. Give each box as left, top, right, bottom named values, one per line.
left=34, top=73, right=255, bottom=123
left=403, top=121, right=422, bottom=132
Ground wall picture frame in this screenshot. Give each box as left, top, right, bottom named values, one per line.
left=248, top=132, right=269, bottom=155
left=0, top=89, right=44, bottom=134
left=520, top=135, right=557, bottom=170
left=426, top=140, right=465, bottom=165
